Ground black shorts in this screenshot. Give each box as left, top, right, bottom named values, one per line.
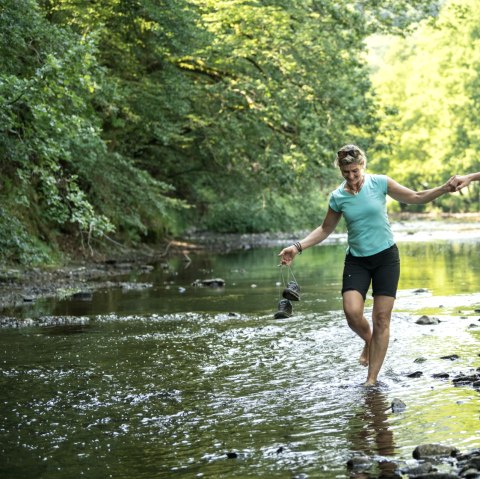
left=341, top=244, right=400, bottom=300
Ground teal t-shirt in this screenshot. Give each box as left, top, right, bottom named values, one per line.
left=328, top=174, right=395, bottom=257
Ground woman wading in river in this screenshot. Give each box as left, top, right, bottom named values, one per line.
left=278, top=144, right=457, bottom=386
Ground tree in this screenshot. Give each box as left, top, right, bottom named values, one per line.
left=370, top=0, right=480, bottom=211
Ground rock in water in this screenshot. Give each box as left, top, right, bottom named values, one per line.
left=416, top=315, right=440, bottom=325
left=412, top=444, right=459, bottom=459
left=391, top=398, right=406, bottom=412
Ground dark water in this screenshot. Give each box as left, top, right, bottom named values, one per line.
left=1, top=241, right=480, bottom=478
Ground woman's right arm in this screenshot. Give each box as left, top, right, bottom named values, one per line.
left=278, top=207, right=342, bottom=265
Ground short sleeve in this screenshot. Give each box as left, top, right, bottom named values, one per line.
left=378, top=174, right=388, bottom=194
left=329, top=193, right=340, bottom=212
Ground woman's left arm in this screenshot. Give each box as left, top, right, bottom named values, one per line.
left=387, top=177, right=455, bottom=204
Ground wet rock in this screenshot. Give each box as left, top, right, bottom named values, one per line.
left=71, top=291, right=93, bottom=300
left=414, top=288, right=430, bottom=293
left=452, top=373, right=480, bottom=386
left=407, top=371, right=423, bottom=378
left=457, top=450, right=480, bottom=475
left=416, top=315, right=440, bottom=325
left=400, top=461, right=434, bottom=476
left=226, top=451, right=238, bottom=459
left=457, top=449, right=480, bottom=461
left=347, top=452, right=373, bottom=470
left=391, top=398, right=407, bottom=412
left=120, top=282, right=153, bottom=291
left=192, top=278, right=225, bottom=288
left=432, top=373, right=450, bottom=380
left=441, top=354, right=460, bottom=361
left=412, top=444, right=459, bottom=460
left=459, top=467, right=479, bottom=478
left=202, top=278, right=225, bottom=288
left=412, top=474, right=463, bottom=478
left=415, top=357, right=428, bottom=363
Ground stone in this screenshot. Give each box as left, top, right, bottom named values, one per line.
left=391, top=398, right=407, bottom=412
left=400, top=462, right=434, bottom=476
left=416, top=315, right=440, bottom=325
left=440, top=354, right=460, bottom=361
left=346, top=453, right=373, bottom=469
left=202, top=278, right=225, bottom=287
left=412, top=444, right=459, bottom=460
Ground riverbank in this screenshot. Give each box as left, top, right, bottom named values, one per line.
left=1, top=214, right=480, bottom=313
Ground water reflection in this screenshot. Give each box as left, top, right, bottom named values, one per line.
left=349, top=387, right=397, bottom=478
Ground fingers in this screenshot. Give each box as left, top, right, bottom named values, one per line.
left=447, top=175, right=468, bottom=192
left=445, top=176, right=458, bottom=192
left=278, top=246, right=296, bottom=265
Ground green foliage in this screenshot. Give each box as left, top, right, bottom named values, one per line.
left=0, top=0, right=446, bottom=264
left=0, top=207, right=53, bottom=265
left=370, top=0, right=480, bottom=210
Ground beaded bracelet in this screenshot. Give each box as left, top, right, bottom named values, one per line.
left=293, top=241, right=303, bottom=254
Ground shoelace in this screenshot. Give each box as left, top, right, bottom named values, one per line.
left=279, top=263, right=298, bottom=290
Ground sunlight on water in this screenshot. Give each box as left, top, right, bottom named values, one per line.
left=1, top=241, right=480, bottom=478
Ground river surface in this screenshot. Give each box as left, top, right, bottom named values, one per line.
left=1, top=237, right=480, bottom=478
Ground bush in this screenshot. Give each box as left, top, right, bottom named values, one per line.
left=0, top=208, right=53, bottom=265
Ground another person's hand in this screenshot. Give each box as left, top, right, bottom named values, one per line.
left=278, top=245, right=297, bottom=265
left=451, top=174, right=472, bottom=191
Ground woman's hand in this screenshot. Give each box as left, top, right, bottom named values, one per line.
left=278, top=245, right=297, bottom=265
left=443, top=176, right=459, bottom=192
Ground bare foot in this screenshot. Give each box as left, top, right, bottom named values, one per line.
left=359, top=343, right=369, bottom=366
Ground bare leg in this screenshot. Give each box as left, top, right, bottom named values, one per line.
left=365, top=295, right=395, bottom=386
left=343, top=290, right=372, bottom=366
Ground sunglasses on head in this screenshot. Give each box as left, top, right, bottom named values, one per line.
left=337, top=148, right=359, bottom=160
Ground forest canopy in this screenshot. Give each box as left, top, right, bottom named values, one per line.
left=0, top=0, right=478, bottom=264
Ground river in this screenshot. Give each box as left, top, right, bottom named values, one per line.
left=1, top=234, right=480, bottom=478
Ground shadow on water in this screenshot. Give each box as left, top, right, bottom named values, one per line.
left=1, top=241, right=480, bottom=478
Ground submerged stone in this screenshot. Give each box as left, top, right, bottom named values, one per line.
left=400, top=461, right=434, bottom=476
left=391, top=398, right=407, bottom=412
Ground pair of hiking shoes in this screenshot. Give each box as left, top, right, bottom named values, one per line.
left=274, top=281, right=300, bottom=318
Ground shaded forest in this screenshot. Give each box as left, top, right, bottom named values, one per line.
left=0, top=0, right=478, bottom=265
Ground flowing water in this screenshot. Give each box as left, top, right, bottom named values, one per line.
left=1, top=239, right=480, bottom=478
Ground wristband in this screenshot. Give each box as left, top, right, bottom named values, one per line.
left=293, top=241, right=303, bottom=254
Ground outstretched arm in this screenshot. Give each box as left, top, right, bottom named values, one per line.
left=452, top=172, right=480, bottom=191
left=387, top=177, right=455, bottom=205
left=278, top=207, right=342, bottom=265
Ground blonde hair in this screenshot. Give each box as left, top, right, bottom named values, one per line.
left=335, top=144, right=367, bottom=168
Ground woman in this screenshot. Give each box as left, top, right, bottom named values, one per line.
left=278, top=144, right=456, bottom=386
